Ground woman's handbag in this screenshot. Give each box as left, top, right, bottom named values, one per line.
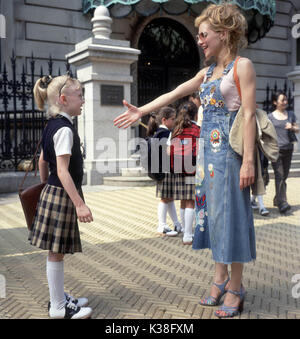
left=19, top=138, right=46, bottom=230
left=287, top=111, right=298, bottom=143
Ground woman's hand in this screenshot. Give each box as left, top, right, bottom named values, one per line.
left=285, top=122, right=293, bottom=130
left=76, top=204, right=93, bottom=223
left=113, top=100, right=142, bottom=129
left=240, top=161, right=255, bottom=190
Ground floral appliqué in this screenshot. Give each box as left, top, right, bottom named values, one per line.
left=208, top=163, right=214, bottom=178
left=210, top=129, right=222, bottom=153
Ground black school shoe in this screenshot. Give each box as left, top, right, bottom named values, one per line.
left=49, top=300, right=92, bottom=319
left=279, top=203, right=291, bottom=214
left=48, top=292, right=88, bottom=311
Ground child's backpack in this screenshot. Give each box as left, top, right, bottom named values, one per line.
left=140, top=129, right=170, bottom=181
left=170, top=123, right=200, bottom=175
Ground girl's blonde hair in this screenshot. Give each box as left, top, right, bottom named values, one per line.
left=33, top=74, right=81, bottom=117
left=195, top=3, right=248, bottom=56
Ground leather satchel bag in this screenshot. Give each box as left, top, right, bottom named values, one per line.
left=19, top=138, right=46, bottom=230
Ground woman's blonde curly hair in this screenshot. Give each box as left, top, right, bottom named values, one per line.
left=195, top=3, right=248, bottom=56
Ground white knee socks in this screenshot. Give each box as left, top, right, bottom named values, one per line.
left=180, top=208, right=185, bottom=232
left=183, top=208, right=194, bottom=241
left=157, top=201, right=168, bottom=231
left=46, top=258, right=66, bottom=310
left=257, top=195, right=265, bottom=209
left=167, top=201, right=181, bottom=229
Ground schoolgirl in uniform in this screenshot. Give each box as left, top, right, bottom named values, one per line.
left=168, top=101, right=200, bottom=245
left=148, top=107, right=182, bottom=236
left=29, top=74, right=93, bottom=319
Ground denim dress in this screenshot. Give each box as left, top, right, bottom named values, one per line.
left=192, top=60, right=256, bottom=264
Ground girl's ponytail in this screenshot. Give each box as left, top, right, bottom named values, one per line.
left=172, top=101, right=198, bottom=138
left=33, top=75, right=52, bottom=111
left=146, top=113, right=158, bottom=137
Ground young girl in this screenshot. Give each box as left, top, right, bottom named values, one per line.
left=28, top=74, right=93, bottom=319
left=147, top=107, right=182, bottom=236
left=168, top=101, right=200, bottom=245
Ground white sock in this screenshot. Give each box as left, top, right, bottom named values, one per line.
left=46, top=258, right=66, bottom=310
left=157, top=201, right=168, bottom=231
left=184, top=208, right=195, bottom=240
left=180, top=208, right=185, bottom=232
left=257, top=195, right=265, bottom=209
left=251, top=195, right=256, bottom=202
left=167, top=201, right=181, bottom=228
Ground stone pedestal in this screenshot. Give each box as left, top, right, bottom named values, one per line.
left=66, top=6, right=140, bottom=184
left=288, top=66, right=300, bottom=151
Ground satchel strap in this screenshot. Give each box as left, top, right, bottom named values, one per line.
left=18, top=136, right=43, bottom=192
left=233, top=56, right=242, bottom=99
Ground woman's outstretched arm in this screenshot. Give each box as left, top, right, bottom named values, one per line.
left=113, top=68, right=207, bottom=129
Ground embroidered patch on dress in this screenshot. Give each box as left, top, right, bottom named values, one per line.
left=197, top=209, right=205, bottom=232
left=196, top=165, right=205, bottom=186
left=196, top=194, right=206, bottom=208
left=208, top=163, right=214, bottom=178
left=210, top=129, right=222, bottom=152
left=210, top=98, right=216, bottom=106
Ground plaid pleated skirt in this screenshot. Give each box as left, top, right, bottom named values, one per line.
left=28, top=184, right=82, bottom=254
left=156, top=173, right=196, bottom=200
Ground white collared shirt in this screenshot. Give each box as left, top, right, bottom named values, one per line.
left=53, top=112, right=73, bottom=156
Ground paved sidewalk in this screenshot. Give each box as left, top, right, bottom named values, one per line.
left=0, top=178, right=299, bottom=319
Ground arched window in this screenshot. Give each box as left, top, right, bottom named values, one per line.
left=138, top=18, right=200, bottom=105
left=137, top=18, right=200, bottom=137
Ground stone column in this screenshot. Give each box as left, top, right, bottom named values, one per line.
left=66, top=6, right=140, bottom=185
left=287, top=66, right=300, bottom=151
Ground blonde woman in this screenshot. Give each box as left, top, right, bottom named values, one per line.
left=29, top=75, right=93, bottom=319
left=114, top=3, right=256, bottom=318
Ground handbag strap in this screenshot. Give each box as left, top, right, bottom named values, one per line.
left=233, top=56, right=242, bottom=99
left=18, top=136, right=43, bottom=192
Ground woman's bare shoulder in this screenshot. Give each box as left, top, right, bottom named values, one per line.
left=237, top=57, right=256, bottom=78
left=237, top=57, right=254, bottom=70
left=197, top=66, right=210, bottom=77
left=193, top=66, right=210, bottom=83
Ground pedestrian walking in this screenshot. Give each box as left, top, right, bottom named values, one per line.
left=114, top=3, right=257, bottom=318
left=28, top=74, right=93, bottom=319
left=268, top=91, right=299, bottom=213
left=147, top=107, right=182, bottom=236
left=167, top=101, right=200, bottom=244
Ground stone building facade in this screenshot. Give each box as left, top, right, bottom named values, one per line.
left=1, top=1, right=299, bottom=106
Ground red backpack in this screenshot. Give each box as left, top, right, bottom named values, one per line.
left=170, top=123, right=201, bottom=175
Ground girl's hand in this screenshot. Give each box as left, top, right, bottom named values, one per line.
left=240, top=161, right=255, bottom=190
left=76, top=204, right=93, bottom=223
left=113, top=100, right=142, bottom=129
